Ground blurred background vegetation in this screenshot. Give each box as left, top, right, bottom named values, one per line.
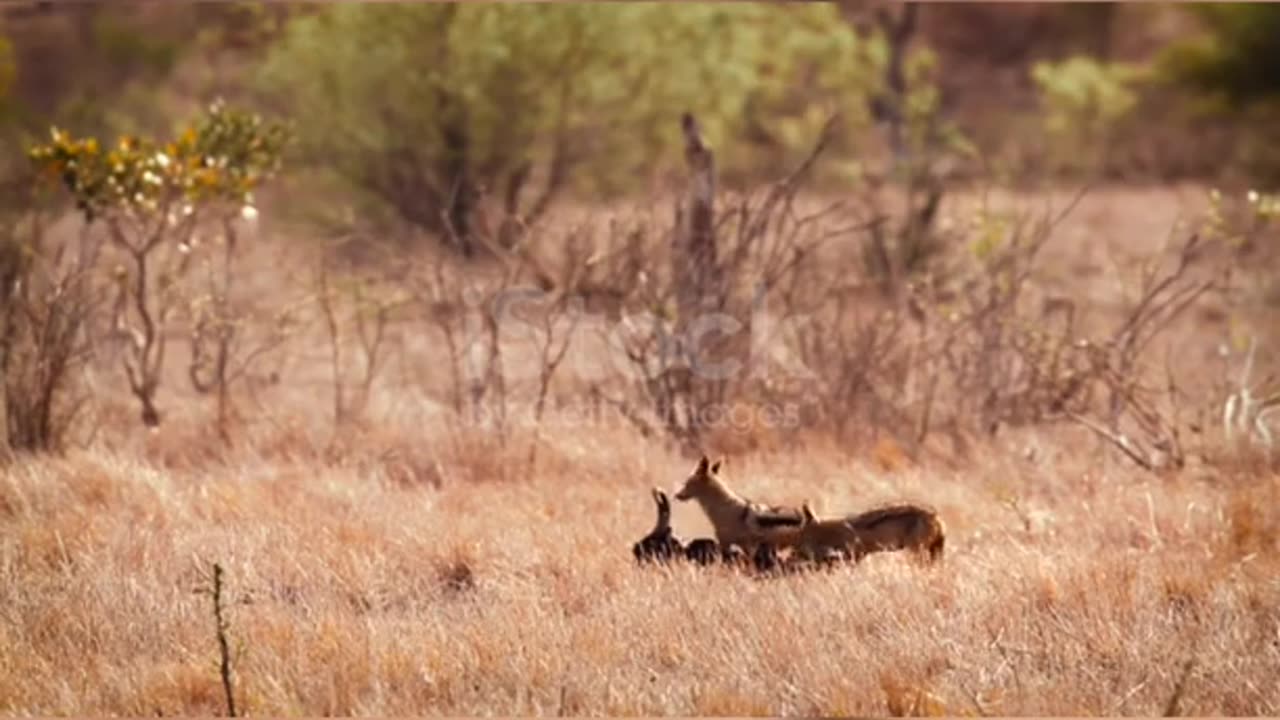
left=1, top=1, right=1279, bottom=239
left=2, top=1, right=1279, bottom=459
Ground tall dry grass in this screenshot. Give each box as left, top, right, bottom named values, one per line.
left=1, top=409, right=1277, bottom=715
left=2, top=185, right=1278, bottom=715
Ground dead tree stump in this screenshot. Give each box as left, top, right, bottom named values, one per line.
left=673, top=111, right=722, bottom=320
left=662, top=112, right=733, bottom=445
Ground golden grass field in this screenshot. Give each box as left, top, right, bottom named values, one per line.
left=2, top=185, right=1279, bottom=716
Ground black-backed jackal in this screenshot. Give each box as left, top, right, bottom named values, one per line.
left=632, top=488, right=685, bottom=564
left=673, top=455, right=806, bottom=558
left=797, top=502, right=946, bottom=564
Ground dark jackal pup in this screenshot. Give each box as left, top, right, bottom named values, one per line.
left=752, top=542, right=780, bottom=573
left=749, top=542, right=841, bottom=578
left=798, top=502, right=946, bottom=564
left=685, top=538, right=747, bottom=566
left=632, top=489, right=685, bottom=564
left=674, top=455, right=806, bottom=558
left=684, top=538, right=718, bottom=565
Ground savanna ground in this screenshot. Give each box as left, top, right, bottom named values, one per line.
left=4, top=4, right=1280, bottom=714
left=3, top=181, right=1280, bottom=716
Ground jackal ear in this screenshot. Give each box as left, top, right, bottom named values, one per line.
left=710, top=458, right=722, bottom=474
left=696, top=455, right=709, bottom=474
left=802, top=503, right=816, bottom=522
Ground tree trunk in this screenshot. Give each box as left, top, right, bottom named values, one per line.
left=674, top=112, right=720, bottom=321
left=439, top=111, right=475, bottom=258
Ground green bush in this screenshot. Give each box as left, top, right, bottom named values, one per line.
left=258, top=4, right=884, bottom=250
left=1161, top=4, right=1280, bottom=106
left=1031, top=56, right=1141, bottom=174
left=29, top=102, right=286, bottom=223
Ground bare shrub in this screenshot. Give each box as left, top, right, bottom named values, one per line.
left=401, top=251, right=516, bottom=435
left=313, top=256, right=406, bottom=429
left=1190, top=189, right=1279, bottom=469
left=796, top=195, right=1229, bottom=469
left=577, top=113, right=866, bottom=448
left=0, top=194, right=96, bottom=456
left=249, top=113, right=1236, bottom=474
left=187, top=215, right=298, bottom=443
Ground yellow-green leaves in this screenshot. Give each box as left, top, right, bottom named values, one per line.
left=1032, top=56, right=1140, bottom=173
left=969, top=208, right=1009, bottom=262
left=28, top=101, right=288, bottom=223
left=1033, top=57, right=1139, bottom=138
left=260, top=3, right=882, bottom=204
left=1247, top=189, right=1280, bottom=221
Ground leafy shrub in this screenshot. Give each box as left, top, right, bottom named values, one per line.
left=259, top=4, right=884, bottom=252
left=27, top=101, right=289, bottom=427
left=1161, top=4, right=1280, bottom=106
left=29, top=100, right=286, bottom=222
left=1032, top=56, right=1140, bottom=174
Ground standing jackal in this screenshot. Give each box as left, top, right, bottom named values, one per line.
left=674, top=456, right=805, bottom=558
left=632, top=489, right=685, bottom=564
left=797, top=502, right=946, bottom=564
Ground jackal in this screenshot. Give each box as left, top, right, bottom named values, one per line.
left=684, top=538, right=719, bottom=565
left=750, top=541, right=843, bottom=577
left=797, top=502, right=946, bottom=564
left=673, top=455, right=806, bottom=558
left=684, top=538, right=746, bottom=566
left=753, top=542, right=780, bottom=573
left=632, top=488, right=685, bottom=564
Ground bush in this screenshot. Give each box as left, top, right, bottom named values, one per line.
left=1161, top=4, right=1280, bottom=106
left=0, top=187, right=93, bottom=456
left=1031, top=56, right=1141, bottom=175
left=259, top=4, right=885, bottom=253
left=27, top=101, right=288, bottom=428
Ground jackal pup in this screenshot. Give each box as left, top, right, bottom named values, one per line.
left=750, top=541, right=843, bottom=578
left=685, top=538, right=748, bottom=566
left=797, top=502, right=946, bottom=564
left=673, top=455, right=805, bottom=558
left=632, top=488, right=685, bottom=564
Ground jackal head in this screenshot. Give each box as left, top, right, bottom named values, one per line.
left=675, top=455, right=722, bottom=501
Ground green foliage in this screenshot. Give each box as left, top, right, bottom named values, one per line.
left=901, top=46, right=975, bottom=173
left=27, top=100, right=289, bottom=223
left=1032, top=56, right=1140, bottom=173
left=259, top=4, right=882, bottom=237
left=26, top=102, right=290, bottom=429
left=1161, top=4, right=1280, bottom=106
left=1249, top=190, right=1280, bottom=222
left=1033, top=56, right=1139, bottom=140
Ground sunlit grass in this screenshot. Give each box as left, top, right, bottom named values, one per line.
left=2, top=412, right=1277, bottom=715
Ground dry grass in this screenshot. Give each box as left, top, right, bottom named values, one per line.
left=2, top=417, right=1278, bottom=715
left=2, top=185, right=1279, bottom=715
